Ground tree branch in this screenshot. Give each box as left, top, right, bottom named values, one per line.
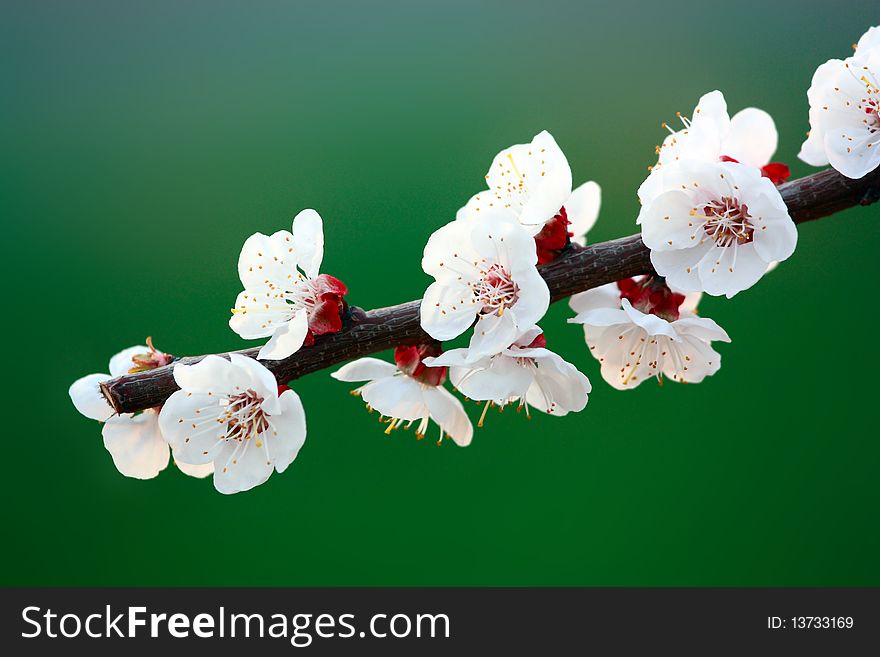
left=101, top=167, right=880, bottom=414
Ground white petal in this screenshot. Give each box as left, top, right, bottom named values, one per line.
left=525, top=352, right=591, bottom=415
left=102, top=412, right=170, bottom=480
left=421, top=219, right=480, bottom=282
left=661, top=335, right=723, bottom=384
left=470, top=209, right=538, bottom=267
left=292, top=208, right=324, bottom=278
left=449, top=353, right=532, bottom=402
left=229, top=285, right=295, bottom=340
left=257, top=310, right=309, bottom=360
left=855, top=25, right=880, bottom=52
left=508, top=263, right=550, bottom=327
left=567, top=180, right=601, bottom=245
left=174, top=453, right=214, bottom=479
left=69, top=373, right=114, bottom=421
left=361, top=375, right=429, bottom=421
left=723, top=108, right=778, bottom=168
left=650, top=243, right=711, bottom=293
left=620, top=298, right=678, bottom=338
left=420, top=280, right=478, bottom=341
left=471, top=130, right=572, bottom=233
left=697, top=242, right=771, bottom=298
left=266, top=389, right=307, bottom=474
left=332, top=357, right=398, bottom=382
left=423, top=386, right=473, bottom=447
left=639, top=190, right=702, bottom=251
left=228, top=353, right=281, bottom=412
left=568, top=283, right=620, bottom=315
left=468, top=312, right=519, bottom=358
left=108, top=345, right=149, bottom=377
left=673, top=315, right=731, bottom=343
left=213, top=435, right=274, bottom=495
left=172, top=355, right=237, bottom=396
left=237, top=230, right=298, bottom=290
left=158, top=390, right=228, bottom=464
left=570, top=305, right=631, bottom=328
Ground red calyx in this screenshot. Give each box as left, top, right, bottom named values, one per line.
left=535, top=207, right=572, bottom=265
left=394, top=341, right=447, bottom=387
left=759, top=162, right=791, bottom=185
left=277, top=384, right=291, bottom=395
left=305, top=274, right=349, bottom=345
left=617, top=276, right=685, bottom=322
left=524, top=333, right=546, bottom=349
left=719, top=155, right=790, bottom=186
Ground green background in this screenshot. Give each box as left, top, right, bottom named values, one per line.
left=2, top=1, right=878, bottom=586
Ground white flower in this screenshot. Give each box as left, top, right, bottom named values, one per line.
left=638, top=159, right=797, bottom=298
left=569, top=279, right=731, bottom=390
left=799, top=26, right=880, bottom=179
left=331, top=343, right=473, bottom=446
left=158, top=354, right=307, bottom=494
left=420, top=210, right=550, bottom=357
left=69, top=342, right=212, bottom=480
left=457, top=130, right=601, bottom=259
left=425, top=327, right=591, bottom=422
left=639, top=90, right=787, bottom=205
left=230, top=209, right=348, bottom=361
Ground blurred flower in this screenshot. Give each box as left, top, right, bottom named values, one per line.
left=159, top=354, right=306, bottom=494
left=569, top=279, right=730, bottom=390
left=230, top=209, right=347, bottom=361
left=799, top=26, right=880, bottom=179
left=457, top=130, right=601, bottom=263
left=425, top=327, right=591, bottom=421
left=332, top=343, right=473, bottom=446
left=638, top=160, right=797, bottom=298
left=420, top=210, right=550, bottom=357
left=640, top=90, right=789, bottom=205
left=69, top=340, right=211, bottom=480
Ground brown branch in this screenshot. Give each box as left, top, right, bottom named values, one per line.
left=101, top=167, right=880, bottom=414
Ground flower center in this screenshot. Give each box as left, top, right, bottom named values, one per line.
left=474, top=264, right=519, bottom=315
left=221, top=389, right=270, bottom=442
left=699, top=196, right=754, bottom=247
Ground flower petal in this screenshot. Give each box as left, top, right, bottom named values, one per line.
left=213, top=435, right=274, bottom=495
left=257, top=309, right=309, bottom=360
left=108, top=345, right=149, bottom=377
left=266, top=388, right=307, bottom=474
left=292, top=208, right=324, bottom=278
left=237, top=230, right=298, bottom=290
left=229, top=285, right=295, bottom=340
left=158, top=390, right=228, bottom=464
left=172, top=355, right=237, bottom=396
left=102, top=412, right=170, bottom=480
left=420, top=280, right=478, bottom=341
left=449, top=353, right=532, bottom=402
left=332, top=357, right=398, bottom=382
left=723, top=107, right=778, bottom=168
left=468, top=312, right=519, bottom=358
left=423, top=386, right=473, bottom=447
left=568, top=283, right=620, bottom=316
left=69, top=373, right=114, bottom=421
left=229, top=353, right=281, bottom=412
left=361, top=375, right=429, bottom=421
left=174, top=453, right=214, bottom=479
left=567, top=180, right=601, bottom=245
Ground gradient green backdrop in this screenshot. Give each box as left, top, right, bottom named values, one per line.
left=3, top=1, right=878, bottom=586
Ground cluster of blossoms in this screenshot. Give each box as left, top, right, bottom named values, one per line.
left=69, top=25, right=878, bottom=494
